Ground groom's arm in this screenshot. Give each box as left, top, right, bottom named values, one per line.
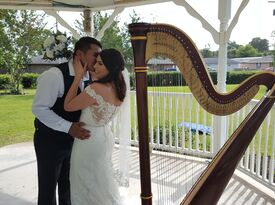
left=32, top=67, right=72, bottom=133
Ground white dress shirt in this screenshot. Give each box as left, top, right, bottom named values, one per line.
left=32, top=59, right=89, bottom=133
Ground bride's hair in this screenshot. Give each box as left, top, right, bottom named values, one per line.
left=94, top=48, right=126, bottom=101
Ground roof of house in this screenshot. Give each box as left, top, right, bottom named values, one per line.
left=30, top=55, right=273, bottom=66
left=204, top=57, right=239, bottom=65
left=231, top=56, right=273, bottom=63
left=31, top=55, right=68, bottom=65
left=245, top=55, right=273, bottom=63
left=147, top=58, right=175, bottom=65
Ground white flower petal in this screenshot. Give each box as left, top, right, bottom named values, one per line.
left=56, top=43, right=65, bottom=51
left=56, top=35, right=67, bottom=43
left=46, top=49, right=54, bottom=59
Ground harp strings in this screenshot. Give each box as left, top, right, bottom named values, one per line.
left=129, top=22, right=275, bottom=205
left=147, top=32, right=209, bottom=204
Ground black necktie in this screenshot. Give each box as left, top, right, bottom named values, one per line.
left=83, top=80, right=90, bottom=88
left=83, top=72, right=92, bottom=88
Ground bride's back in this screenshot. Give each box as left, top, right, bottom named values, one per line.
left=80, top=83, right=121, bottom=126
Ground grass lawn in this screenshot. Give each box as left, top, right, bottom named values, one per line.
left=0, top=89, right=36, bottom=147
left=0, top=85, right=270, bottom=150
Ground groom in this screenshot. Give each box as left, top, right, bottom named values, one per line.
left=32, top=37, right=102, bottom=205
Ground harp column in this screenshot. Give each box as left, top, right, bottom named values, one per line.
left=129, top=23, right=153, bottom=205
left=213, top=0, right=231, bottom=153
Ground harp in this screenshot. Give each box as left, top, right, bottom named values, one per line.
left=128, top=22, right=275, bottom=205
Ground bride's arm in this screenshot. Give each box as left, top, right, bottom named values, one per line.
left=64, top=57, right=95, bottom=112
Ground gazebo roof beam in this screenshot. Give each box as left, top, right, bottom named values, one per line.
left=44, top=10, right=81, bottom=39
left=0, top=0, right=171, bottom=12
left=173, top=0, right=219, bottom=44
left=95, top=7, right=125, bottom=40
left=226, top=0, right=249, bottom=42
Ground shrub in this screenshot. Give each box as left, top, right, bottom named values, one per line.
left=21, top=73, right=39, bottom=88
left=0, top=74, right=11, bottom=89
left=129, top=70, right=258, bottom=88
left=227, top=71, right=258, bottom=84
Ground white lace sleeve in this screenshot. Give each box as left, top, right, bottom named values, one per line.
left=84, top=86, right=104, bottom=105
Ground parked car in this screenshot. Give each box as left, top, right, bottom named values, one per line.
left=164, top=67, right=177, bottom=71
left=207, top=66, right=216, bottom=72
left=261, top=67, right=274, bottom=71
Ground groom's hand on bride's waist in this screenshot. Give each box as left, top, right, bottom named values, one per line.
left=69, top=122, right=90, bottom=140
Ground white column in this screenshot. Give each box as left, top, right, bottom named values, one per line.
left=83, top=9, right=94, bottom=37
left=213, top=0, right=231, bottom=154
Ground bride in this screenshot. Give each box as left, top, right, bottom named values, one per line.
left=64, top=48, right=130, bottom=205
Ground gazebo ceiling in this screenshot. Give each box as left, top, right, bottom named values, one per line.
left=0, top=0, right=171, bottom=11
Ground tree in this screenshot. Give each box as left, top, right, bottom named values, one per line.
left=200, top=44, right=218, bottom=58
left=74, top=10, right=142, bottom=70
left=249, top=37, right=269, bottom=54
left=235, top=44, right=261, bottom=58
left=0, top=10, right=50, bottom=94
left=227, top=41, right=241, bottom=58
left=120, top=10, right=142, bottom=69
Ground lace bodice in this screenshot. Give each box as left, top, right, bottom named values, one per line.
left=80, top=86, right=120, bottom=126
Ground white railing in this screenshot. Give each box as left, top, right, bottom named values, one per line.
left=115, top=91, right=275, bottom=189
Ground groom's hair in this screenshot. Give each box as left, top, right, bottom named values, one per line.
left=73, top=37, right=102, bottom=56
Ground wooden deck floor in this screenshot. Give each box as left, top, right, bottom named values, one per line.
left=0, top=142, right=274, bottom=205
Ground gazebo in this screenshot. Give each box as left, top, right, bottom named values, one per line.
left=0, top=0, right=274, bottom=204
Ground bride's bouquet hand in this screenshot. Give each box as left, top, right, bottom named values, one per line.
left=73, top=56, right=87, bottom=80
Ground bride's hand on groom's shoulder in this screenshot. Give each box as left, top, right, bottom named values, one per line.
left=73, top=56, right=88, bottom=79
left=69, top=122, right=90, bottom=140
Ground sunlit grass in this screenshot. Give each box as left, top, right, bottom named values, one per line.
left=0, top=86, right=272, bottom=156
left=0, top=89, right=36, bottom=147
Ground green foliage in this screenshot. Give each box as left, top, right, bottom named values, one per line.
left=227, top=71, right=259, bottom=84
left=0, top=10, right=50, bottom=94
left=147, top=72, right=186, bottom=86
left=235, top=44, right=261, bottom=57
left=150, top=123, right=211, bottom=151
left=200, top=44, right=218, bottom=58
left=129, top=71, right=259, bottom=88
left=74, top=10, right=142, bottom=70
left=0, top=87, right=271, bottom=156
left=249, top=37, right=269, bottom=54
left=151, top=123, right=185, bottom=146
left=0, top=90, right=35, bottom=147
left=0, top=74, right=10, bottom=89
left=227, top=41, right=241, bottom=58
left=21, top=73, right=39, bottom=88
left=120, top=10, right=142, bottom=70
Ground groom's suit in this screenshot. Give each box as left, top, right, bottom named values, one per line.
left=32, top=61, right=90, bottom=205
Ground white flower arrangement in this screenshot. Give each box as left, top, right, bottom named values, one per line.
left=43, top=32, right=73, bottom=61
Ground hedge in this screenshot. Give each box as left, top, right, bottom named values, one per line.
left=0, top=71, right=261, bottom=90
left=130, top=71, right=259, bottom=88
left=21, top=73, right=39, bottom=88
left=0, top=73, right=39, bottom=89
left=0, top=74, right=11, bottom=89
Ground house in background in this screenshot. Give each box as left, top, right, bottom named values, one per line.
left=233, top=55, right=273, bottom=71
left=147, top=58, right=178, bottom=71
left=205, top=56, right=274, bottom=71
left=24, top=55, right=274, bottom=74
left=26, top=55, right=67, bottom=74
left=204, top=57, right=239, bottom=71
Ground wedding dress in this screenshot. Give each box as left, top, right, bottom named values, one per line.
left=70, top=86, right=126, bottom=205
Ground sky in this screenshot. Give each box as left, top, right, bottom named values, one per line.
left=52, top=0, right=275, bottom=51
